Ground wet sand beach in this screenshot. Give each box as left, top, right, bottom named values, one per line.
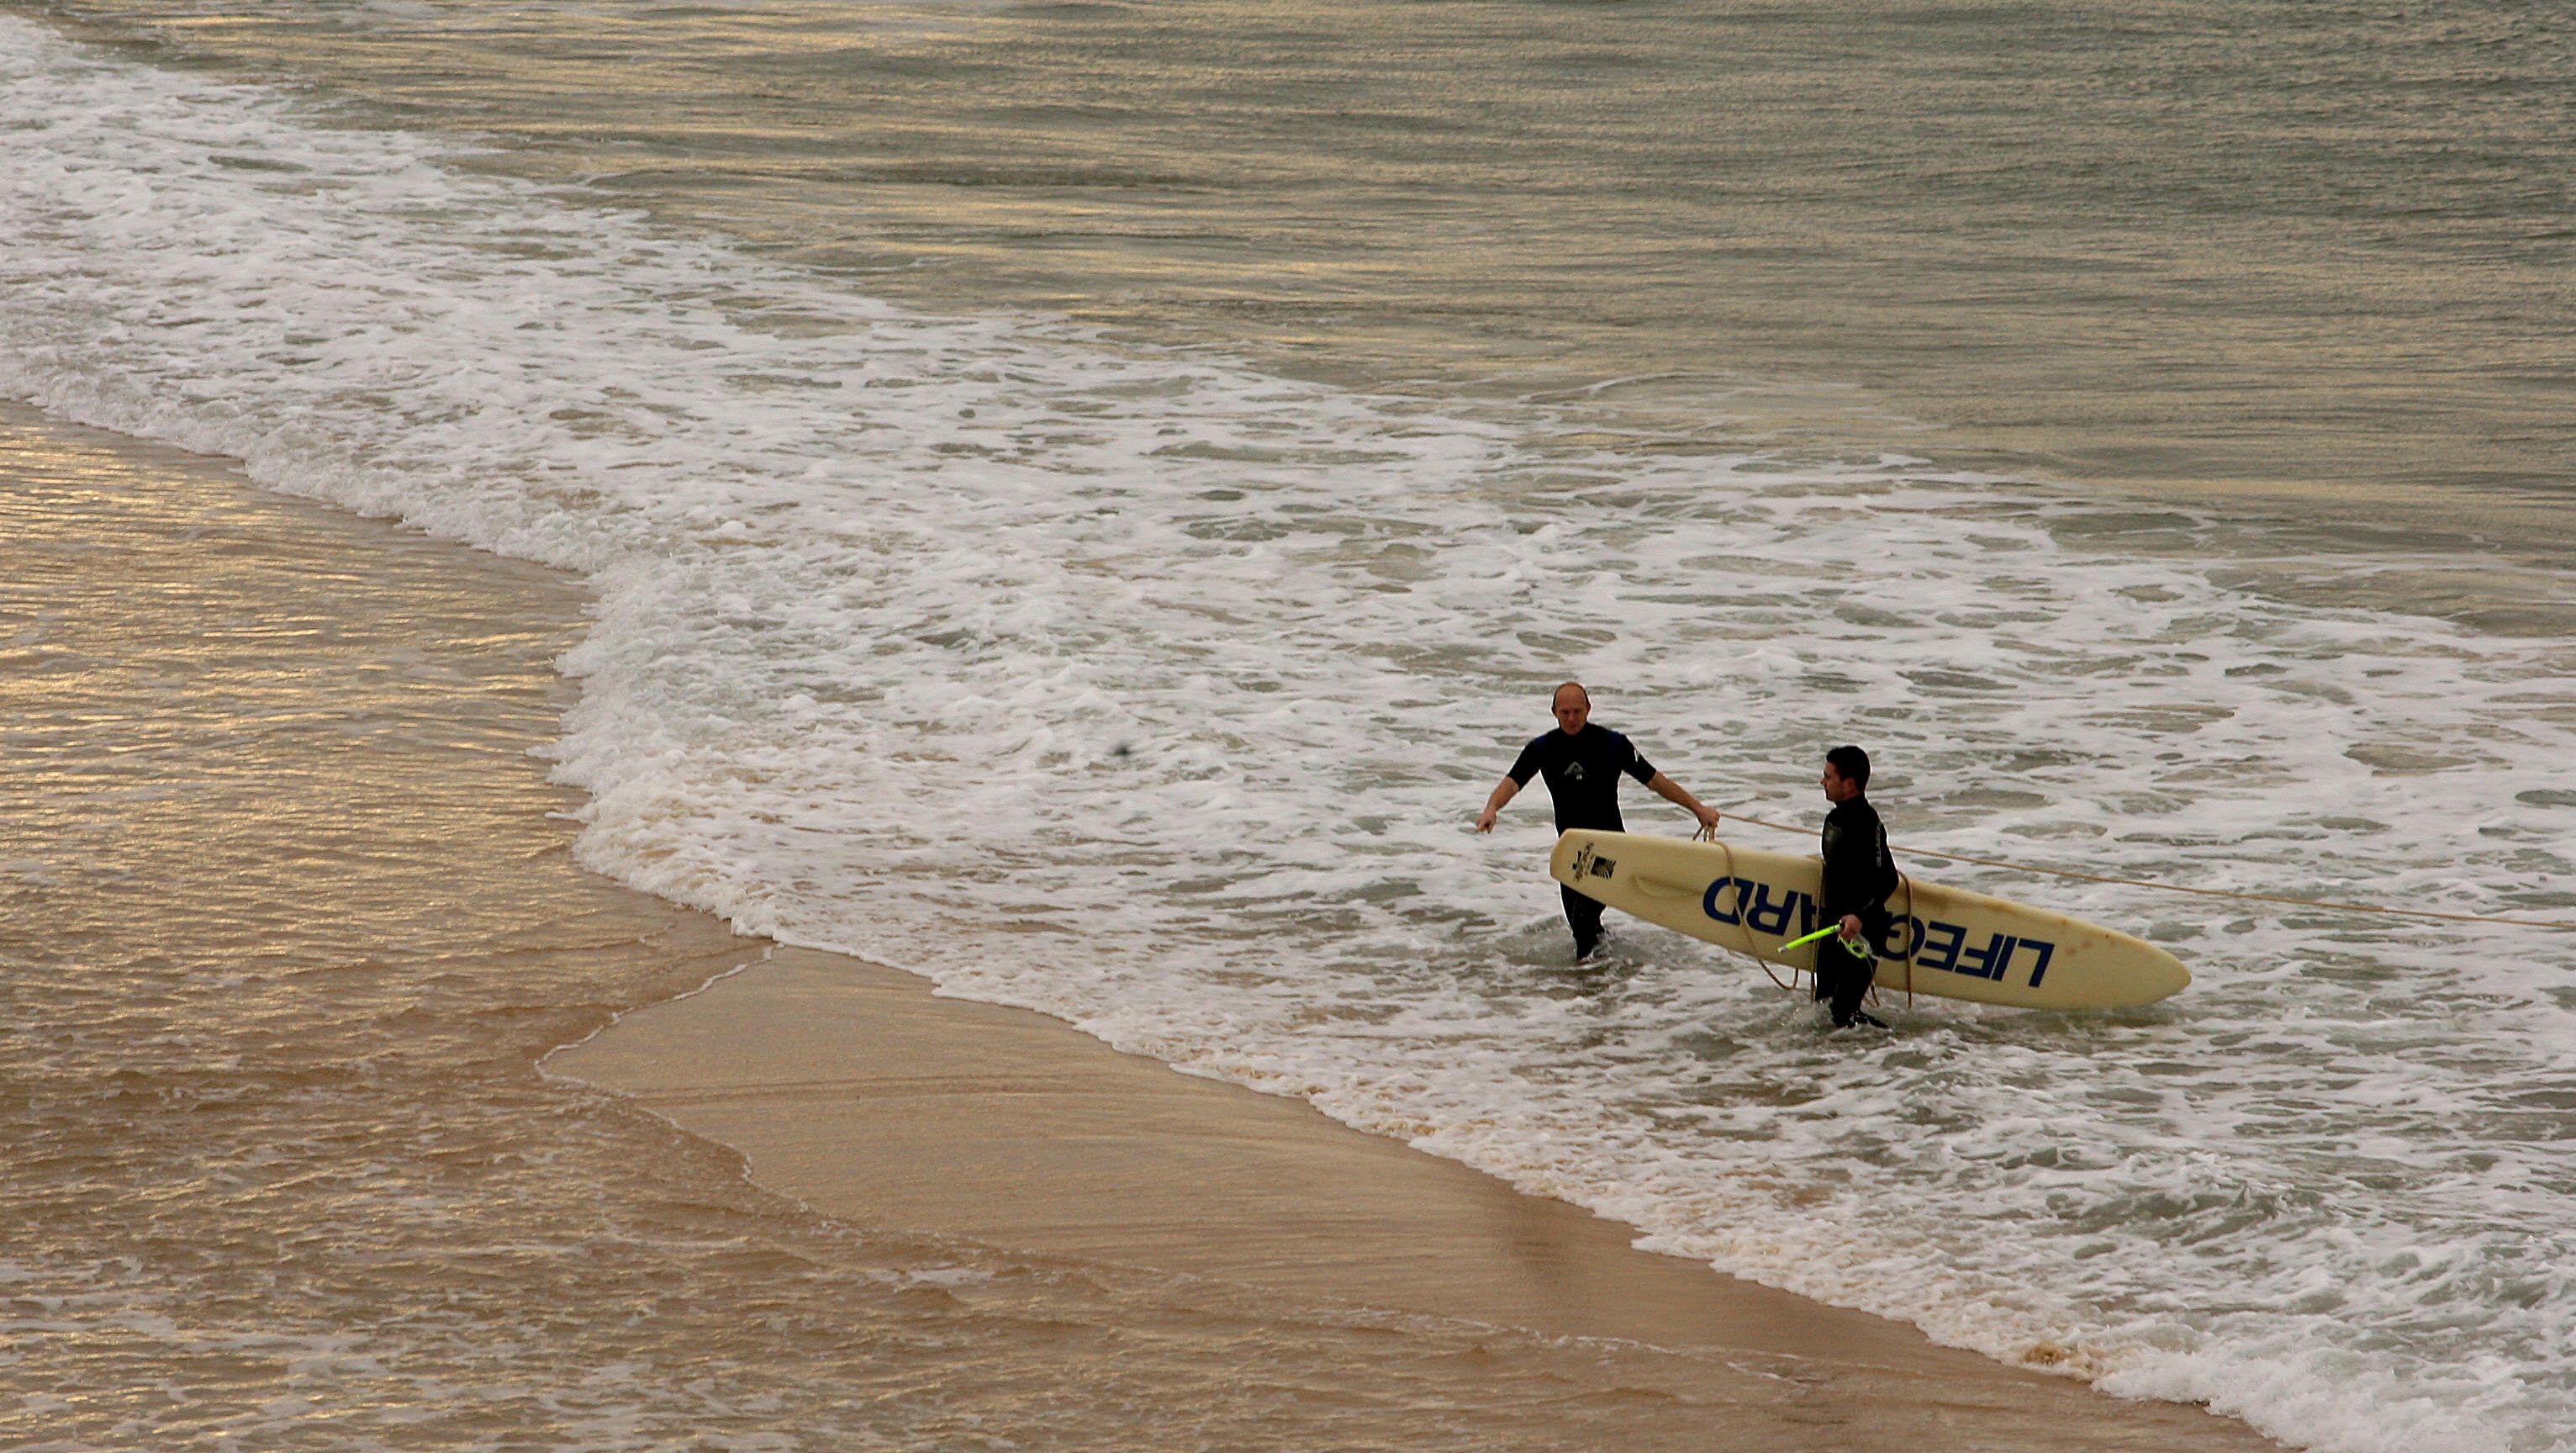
left=0, top=401, right=2280, bottom=1447
left=558, top=948, right=2291, bottom=1450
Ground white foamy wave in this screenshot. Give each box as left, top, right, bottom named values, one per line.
left=5, top=18, right=2573, bottom=1452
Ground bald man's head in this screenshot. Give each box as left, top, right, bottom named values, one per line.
left=1551, top=683, right=1591, bottom=734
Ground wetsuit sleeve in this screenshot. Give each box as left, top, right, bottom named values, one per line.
left=1617, top=732, right=1657, bottom=785
left=1506, top=736, right=1546, bottom=787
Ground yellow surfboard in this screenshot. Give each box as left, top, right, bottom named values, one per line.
left=1549, top=829, right=2189, bottom=1011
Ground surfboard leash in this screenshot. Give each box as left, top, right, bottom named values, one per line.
left=1776, top=921, right=1908, bottom=1012
left=1715, top=809, right=2576, bottom=933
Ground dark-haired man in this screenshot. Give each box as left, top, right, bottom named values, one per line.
left=1816, top=744, right=1898, bottom=1029
left=1475, top=682, right=1723, bottom=959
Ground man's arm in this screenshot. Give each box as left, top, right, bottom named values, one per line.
left=1475, top=775, right=1521, bottom=832
left=1644, top=772, right=1722, bottom=833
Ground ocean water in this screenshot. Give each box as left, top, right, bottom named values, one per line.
left=3, top=5, right=2573, bottom=1451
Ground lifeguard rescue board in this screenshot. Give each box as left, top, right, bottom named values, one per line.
left=1549, top=829, right=2189, bottom=1011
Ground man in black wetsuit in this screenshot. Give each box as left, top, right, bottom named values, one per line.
left=1475, top=682, right=1724, bottom=959
left=1816, top=744, right=1898, bottom=1029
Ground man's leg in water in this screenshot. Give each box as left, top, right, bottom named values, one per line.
left=1820, top=951, right=1887, bottom=1028
left=1832, top=966, right=1887, bottom=1028
left=1560, top=885, right=1606, bottom=960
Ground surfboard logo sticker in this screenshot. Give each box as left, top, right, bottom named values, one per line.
left=1566, top=845, right=1618, bottom=880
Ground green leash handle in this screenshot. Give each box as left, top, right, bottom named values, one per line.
left=1778, top=924, right=1872, bottom=959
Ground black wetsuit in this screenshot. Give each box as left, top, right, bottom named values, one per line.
left=1815, top=794, right=1898, bottom=1027
left=1507, top=725, right=1657, bottom=958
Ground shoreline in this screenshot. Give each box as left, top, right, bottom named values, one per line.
left=8, top=396, right=2286, bottom=1449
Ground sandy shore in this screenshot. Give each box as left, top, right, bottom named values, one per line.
left=556, top=948, right=2283, bottom=1450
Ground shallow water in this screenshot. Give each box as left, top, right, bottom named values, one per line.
left=3, top=7, right=2573, bottom=1451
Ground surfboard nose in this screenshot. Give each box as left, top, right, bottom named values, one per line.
left=2106, top=946, right=2192, bottom=1007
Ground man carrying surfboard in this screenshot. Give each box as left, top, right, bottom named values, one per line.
left=1816, top=744, right=1898, bottom=1029
left=1475, top=682, right=1723, bottom=959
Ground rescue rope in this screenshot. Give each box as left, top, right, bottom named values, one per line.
left=1892, top=870, right=1917, bottom=1009
left=1701, top=823, right=1800, bottom=992
left=1715, top=809, right=2576, bottom=932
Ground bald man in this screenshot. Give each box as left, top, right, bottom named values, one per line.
left=1476, top=683, right=1723, bottom=959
